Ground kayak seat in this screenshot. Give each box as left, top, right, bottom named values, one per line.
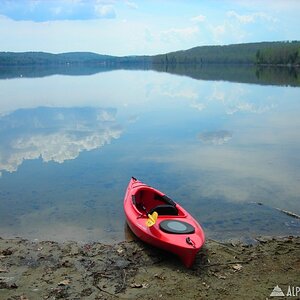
left=154, top=194, right=176, bottom=206
left=149, top=204, right=178, bottom=216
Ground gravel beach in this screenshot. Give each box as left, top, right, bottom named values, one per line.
left=1, top=234, right=299, bottom=300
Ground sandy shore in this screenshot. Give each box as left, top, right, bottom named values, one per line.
left=0, top=235, right=299, bottom=300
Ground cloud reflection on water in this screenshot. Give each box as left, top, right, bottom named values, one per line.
left=198, top=130, right=232, bottom=145
left=0, top=107, right=122, bottom=173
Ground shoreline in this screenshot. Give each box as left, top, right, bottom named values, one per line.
left=1, top=235, right=299, bottom=299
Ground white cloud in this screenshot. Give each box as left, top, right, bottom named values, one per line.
left=94, top=4, right=116, bottom=18
left=207, top=9, right=278, bottom=44
left=144, top=28, right=153, bottom=42
left=209, top=18, right=251, bottom=44
left=227, top=10, right=276, bottom=24
left=51, top=6, right=63, bottom=16
left=160, top=26, right=199, bottom=42
left=235, top=0, right=299, bottom=15
left=95, top=0, right=116, bottom=4
left=191, top=15, right=206, bottom=23
left=0, top=14, right=11, bottom=21
left=210, top=24, right=226, bottom=42
left=227, top=10, right=254, bottom=24
left=125, top=1, right=137, bottom=9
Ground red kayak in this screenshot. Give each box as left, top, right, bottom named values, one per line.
left=123, top=177, right=205, bottom=268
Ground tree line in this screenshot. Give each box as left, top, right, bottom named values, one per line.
left=255, top=42, right=300, bottom=65
left=0, top=41, right=299, bottom=66
left=152, top=41, right=300, bottom=66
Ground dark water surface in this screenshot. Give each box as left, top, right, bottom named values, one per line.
left=0, top=66, right=300, bottom=243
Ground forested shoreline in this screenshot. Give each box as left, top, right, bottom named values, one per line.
left=0, top=41, right=299, bottom=67
left=153, top=41, right=300, bottom=66
left=0, top=51, right=151, bottom=66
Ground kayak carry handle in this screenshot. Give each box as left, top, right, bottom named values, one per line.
left=186, top=237, right=196, bottom=248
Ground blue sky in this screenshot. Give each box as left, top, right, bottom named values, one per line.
left=0, top=0, right=299, bottom=55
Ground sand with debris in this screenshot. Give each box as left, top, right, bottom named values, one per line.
left=0, top=233, right=299, bottom=300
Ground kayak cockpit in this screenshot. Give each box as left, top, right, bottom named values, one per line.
left=131, top=187, right=185, bottom=216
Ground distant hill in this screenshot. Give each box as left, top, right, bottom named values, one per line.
left=153, top=41, right=300, bottom=65
left=0, top=51, right=151, bottom=66
left=0, top=51, right=118, bottom=66
left=0, top=41, right=299, bottom=66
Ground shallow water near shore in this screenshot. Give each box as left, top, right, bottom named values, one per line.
left=0, top=66, right=300, bottom=243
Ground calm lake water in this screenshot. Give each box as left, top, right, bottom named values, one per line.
left=0, top=66, right=300, bottom=243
